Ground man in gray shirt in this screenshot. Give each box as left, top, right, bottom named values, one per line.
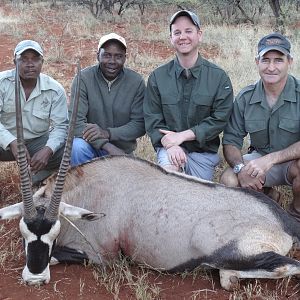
left=0, top=40, right=68, bottom=185
left=69, top=33, right=145, bottom=166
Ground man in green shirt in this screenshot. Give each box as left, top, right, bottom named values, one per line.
left=221, top=33, right=300, bottom=220
left=69, top=33, right=145, bottom=166
left=0, top=40, right=68, bottom=186
left=144, top=10, right=233, bottom=180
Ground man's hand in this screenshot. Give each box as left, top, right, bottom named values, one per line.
left=238, top=169, right=265, bottom=191
left=9, top=140, right=31, bottom=164
left=243, top=155, right=273, bottom=178
left=159, top=129, right=184, bottom=149
left=83, top=123, right=109, bottom=142
left=30, top=146, right=53, bottom=173
left=166, top=145, right=187, bottom=168
left=102, top=143, right=126, bottom=156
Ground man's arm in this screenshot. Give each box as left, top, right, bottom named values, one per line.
left=69, top=74, right=109, bottom=150
left=0, top=90, right=19, bottom=150
left=244, top=141, right=300, bottom=178
left=223, top=144, right=244, bottom=168
left=143, top=72, right=169, bottom=147
left=46, top=87, right=68, bottom=153
left=191, top=74, right=234, bottom=148
left=159, top=129, right=195, bottom=149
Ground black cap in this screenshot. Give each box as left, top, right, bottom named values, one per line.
left=257, top=33, right=291, bottom=57
left=169, top=10, right=200, bottom=32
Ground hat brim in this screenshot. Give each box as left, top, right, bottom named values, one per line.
left=169, top=11, right=200, bottom=31
left=258, top=46, right=289, bottom=57
left=98, top=39, right=127, bottom=51
left=15, top=46, right=43, bottom=57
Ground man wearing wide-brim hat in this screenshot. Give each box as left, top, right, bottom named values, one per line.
left=221, top=33, right=300, bottom=221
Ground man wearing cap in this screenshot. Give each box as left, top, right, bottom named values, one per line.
left=69, top=33, right=145, bottom=166
left=143, top=10, right=233, bottom=180
left=0, top=40, right=68, bottom=185
left=220, top=33, right=300, bottom=220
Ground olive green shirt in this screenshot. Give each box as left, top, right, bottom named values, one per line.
left=70, top=64, right=146, bottom=153
left=223, top=75, right=300, bottom=155
left=144, top=55, right=233, bottom=153
left=0, top=69, right=68, bottom=153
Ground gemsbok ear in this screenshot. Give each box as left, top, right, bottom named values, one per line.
left=59, top=202, right=105, bottom=221
left=0, top=203, right=23, bottom=220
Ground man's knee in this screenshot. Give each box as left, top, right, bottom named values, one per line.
left=72, top=138, right=89, bottom=153
left=219, top=167, right=239, bottom=187
left=288, top=159, right=300, bottom=186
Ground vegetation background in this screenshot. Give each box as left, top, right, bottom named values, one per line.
left=0, top=0, right=300, bottom=299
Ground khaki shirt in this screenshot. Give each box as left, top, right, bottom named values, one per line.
left=0, top=69, right=68, bottom=153
left=223, top=75, right=300, bottom=155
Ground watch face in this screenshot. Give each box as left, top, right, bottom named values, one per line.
left=233, top=163, right=244, bottom=174
left=233, top=165, right=239, bottom=173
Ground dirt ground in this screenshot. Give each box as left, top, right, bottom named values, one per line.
left=0, top=3, right=300, bottom=300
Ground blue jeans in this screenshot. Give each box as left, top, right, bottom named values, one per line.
left=71, top=138, right=108, bottom=166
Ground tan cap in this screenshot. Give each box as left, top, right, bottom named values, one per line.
left=98, top=33, right=127, bottom=51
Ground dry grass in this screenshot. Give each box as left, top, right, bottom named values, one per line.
left=0, top=2, right=300, bottom=299
left=92, top=256, right=162, bottom=300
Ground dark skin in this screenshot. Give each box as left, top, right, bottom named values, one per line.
left=82, top=40, right=127, bottom=156
left=11, top=49, right=53, bottom=173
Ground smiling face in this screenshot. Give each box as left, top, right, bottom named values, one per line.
left=255, top=50, right=293, bottom=87
left=170, top=15, right=202, bottom=57
left=16, top=49, right=43, bottom=81
left=98, top=40, right=126, bottom=81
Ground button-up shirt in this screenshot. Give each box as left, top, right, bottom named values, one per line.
left=223, top=75, right=300, bottom=155
left=0, top=69, right=68, bottom=153
left=144, top=55, right=234, bottom=153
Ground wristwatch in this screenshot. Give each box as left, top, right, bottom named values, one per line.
left=233, top=163, right=245, bottom=174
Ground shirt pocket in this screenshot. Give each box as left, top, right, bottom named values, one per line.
left=278, top=117, right=300, bottom=147
left=30, top=101, right=51, bottom=133
left=161, top=94, right=181, bottom=127
left=245, top=120, right=268, bottom=148
left=2, top=94, right=15, bottom=112
left=188, top=94, right=213, bottom=126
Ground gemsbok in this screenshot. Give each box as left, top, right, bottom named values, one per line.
left=1, top=59, right=300, bottom=291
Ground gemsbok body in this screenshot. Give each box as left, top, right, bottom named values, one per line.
left=1, top=155, right=300, bottom=290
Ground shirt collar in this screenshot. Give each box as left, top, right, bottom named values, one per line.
left=174, top=54, right=202, bottom=79
left=250, top=75, right=297, bottom=104
left=99, top=66, right=123, bottom=84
